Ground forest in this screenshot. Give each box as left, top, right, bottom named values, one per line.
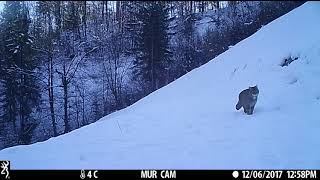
left=0, top=1, right=303, bottom=150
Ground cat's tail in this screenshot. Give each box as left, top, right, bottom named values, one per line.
left=236, top=101, right=242, bottom=110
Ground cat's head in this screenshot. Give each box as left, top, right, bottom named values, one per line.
left=249, top=85, right=259, bottom=95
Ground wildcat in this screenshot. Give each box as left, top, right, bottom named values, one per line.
left=236, top=85, right=259, bottom=115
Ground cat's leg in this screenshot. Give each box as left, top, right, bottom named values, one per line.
left=244, top=106, right=249, bottom=114
left=251, top=105, right=255, bottom=114
left=249, top=106, right=253, bottom=115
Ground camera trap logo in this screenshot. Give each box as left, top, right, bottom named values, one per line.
left=0, top=161, right=10, bottom=179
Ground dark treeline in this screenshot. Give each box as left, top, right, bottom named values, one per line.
left=0, top=1, right=303, bottom=149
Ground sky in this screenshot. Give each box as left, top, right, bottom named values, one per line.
left=0, top=1, right=4, bottom=12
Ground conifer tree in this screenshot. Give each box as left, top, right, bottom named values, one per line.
left=0, top=1, right=40, bottom=144
left=130, top=2, right=174, bottom=93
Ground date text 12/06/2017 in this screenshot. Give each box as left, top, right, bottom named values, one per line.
left=241, top=170, right=317, bottom=179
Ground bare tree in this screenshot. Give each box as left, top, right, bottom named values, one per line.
left=56, top=38, right=98, bottom=133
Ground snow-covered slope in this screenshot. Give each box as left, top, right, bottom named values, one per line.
left=1, top=2, right=320, bottom=169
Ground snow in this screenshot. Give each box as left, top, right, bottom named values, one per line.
left=1, top=2, right=320, bottom=169
left=27, top=38, right=33, bottom=44
left=193, top=1, right=261, bottom=38
left=195, top=16, right=215, bottom=37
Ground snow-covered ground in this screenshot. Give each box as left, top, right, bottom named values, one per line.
left=1, top=2, right=320, bottom=169
left=193, top=1, right=260, bottom=37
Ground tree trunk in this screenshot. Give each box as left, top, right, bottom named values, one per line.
left=54, top=1, right=62, bottom=38
left=102, top=73, right=106, bottom=114
left=48, top=53, right=57, bottom=136
left=101, top=1, right=104, bottom=24
left=47, top=13, right=57, bottom=137
left=75, top=93, right=80, bottom=128
left=82, top=88, right=85, bottom=125
left=84, top=1, right=87, bottom=37
left=151, top=34, right=155, bottom=92
left=63, top=65, right=70, bottom=133
left=116, top=1, right=121, bottom=21
left=105, top=1, right=108, bottom=29
left=19, top=44, right=25, bottom=142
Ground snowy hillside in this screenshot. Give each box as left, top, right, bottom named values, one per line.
left=1, top=2, right=320, bottom=169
